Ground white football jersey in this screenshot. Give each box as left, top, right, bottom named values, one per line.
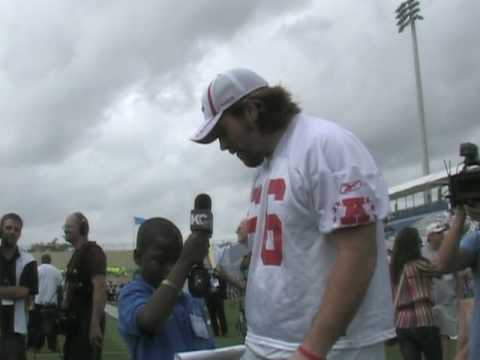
left=244, top=114, right=395, bottom=359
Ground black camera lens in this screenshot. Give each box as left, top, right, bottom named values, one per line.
left=460, top=143, right=479, bottom=166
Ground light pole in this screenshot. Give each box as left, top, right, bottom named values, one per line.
left=396, top=0, right=431, bottom=204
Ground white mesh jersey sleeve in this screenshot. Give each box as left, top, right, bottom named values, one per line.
left=303, top=125, right=390, bottom=234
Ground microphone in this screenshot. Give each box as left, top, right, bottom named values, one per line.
left=188, top=193, right=213, bottom=298
left=190, top=194, right=213, bottom=236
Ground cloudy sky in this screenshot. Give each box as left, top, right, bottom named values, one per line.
left=1, top=0, right=479, bottom=249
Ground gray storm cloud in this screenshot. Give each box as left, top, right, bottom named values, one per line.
left=0, top=0, right=478, bottom=247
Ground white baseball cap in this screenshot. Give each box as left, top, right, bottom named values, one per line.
left=426, top=221, right=449, bottom=236
left=191, top=68, right=269, bottom=144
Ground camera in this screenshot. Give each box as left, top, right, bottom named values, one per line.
left=448, top=142, right=480, bottom=207
left=188, top=267, right=220, bottom=298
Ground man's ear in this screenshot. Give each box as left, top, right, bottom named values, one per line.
left=133, top=249, right=142, bottom=266
left=245, top=99, right=260, bottom=127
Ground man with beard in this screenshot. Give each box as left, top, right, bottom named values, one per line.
left=191, top=68, right=394, bottom=360
left=62, top=212, right=107, bottom=360
left=0, top=213, right=38, bottom=360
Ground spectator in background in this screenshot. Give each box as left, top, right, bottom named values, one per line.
left=106, top=281, right=118, bottom=303
left=436, top=205, right=480, bottom=360
left=214, top=220, right=250, bottom=340
left=391, top=227, right=442, bottom=360
left=62, top=212, right=107, bottom=360
left=113, top=284, right=119, bottom=302
left=424, top=221, right=458, bottom=356
left=215, top=253, right=250, bottom=341
left=0, top=213, right=38, bottom=360
left=456, top=269, right=475, bottom=360
left=205, top=275, right=228, bottom=337
left=29, top=253, right=63, bottom=352
left=202, top=252, right=228, bottom=337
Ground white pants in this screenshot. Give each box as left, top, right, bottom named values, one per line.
left=241, top=342, right=385, bottom=360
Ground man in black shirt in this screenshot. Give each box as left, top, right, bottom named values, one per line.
left=0, top=213, right=38, bottom=360
left=62, top=212, right=107, bottom=360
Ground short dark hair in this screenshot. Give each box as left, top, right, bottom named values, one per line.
left=225, top=85, right=301, bottom=135
left=41, top=254, right=52, bottom=264
left=0, top=213, right=23, bottom=229
left=136, top=218, right=182, bottom=251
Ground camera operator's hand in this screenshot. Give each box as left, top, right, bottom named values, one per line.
left=449, top=207, right=467, bottom=232
left=454, top=206, right=466, bottom=219
left=465, top=203, right=480, bottom=222
left=179, top=232, right=210, bottom=266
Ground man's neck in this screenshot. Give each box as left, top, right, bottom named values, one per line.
left=0, top=243, right=18, bottom=260
left=263, top=132, right=283, bottom=158
left=262, top=117, right=294, bottom=158
left=71, top=237, right=88, bottom=250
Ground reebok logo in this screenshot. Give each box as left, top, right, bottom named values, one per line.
left=340, top=180, right=362, bottom=194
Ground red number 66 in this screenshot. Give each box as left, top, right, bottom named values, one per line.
left=247, top=179, right=285, bottom=266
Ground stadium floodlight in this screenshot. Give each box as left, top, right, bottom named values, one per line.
left=394, top=0, right=431, bottom=203
left=396, top=0, right=423, bottom=33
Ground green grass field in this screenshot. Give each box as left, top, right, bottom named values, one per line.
left=27, top=314, right=130, bottom=360
left=26, top=300, right=459, bottom=360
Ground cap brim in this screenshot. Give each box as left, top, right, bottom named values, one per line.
left=190, top=111, right=223, bottom=144
left=427, top=226, right=448, bottom=236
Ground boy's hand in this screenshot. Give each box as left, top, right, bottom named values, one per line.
left=180, top=232, right=210, bottom=266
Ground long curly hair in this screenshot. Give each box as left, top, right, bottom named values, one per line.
left=391, top=227, right=424, bottom=285
left=225, top=86, right=301, bottom=135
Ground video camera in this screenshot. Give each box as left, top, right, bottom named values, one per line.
left=447, top=142, right=480, bottom=207
left=188, top=268, right=221, bottom=298
left=55, top=308, right=78, bottom=336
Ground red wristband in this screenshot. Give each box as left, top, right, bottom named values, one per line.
left=298, top=345, right=325, bottom=360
